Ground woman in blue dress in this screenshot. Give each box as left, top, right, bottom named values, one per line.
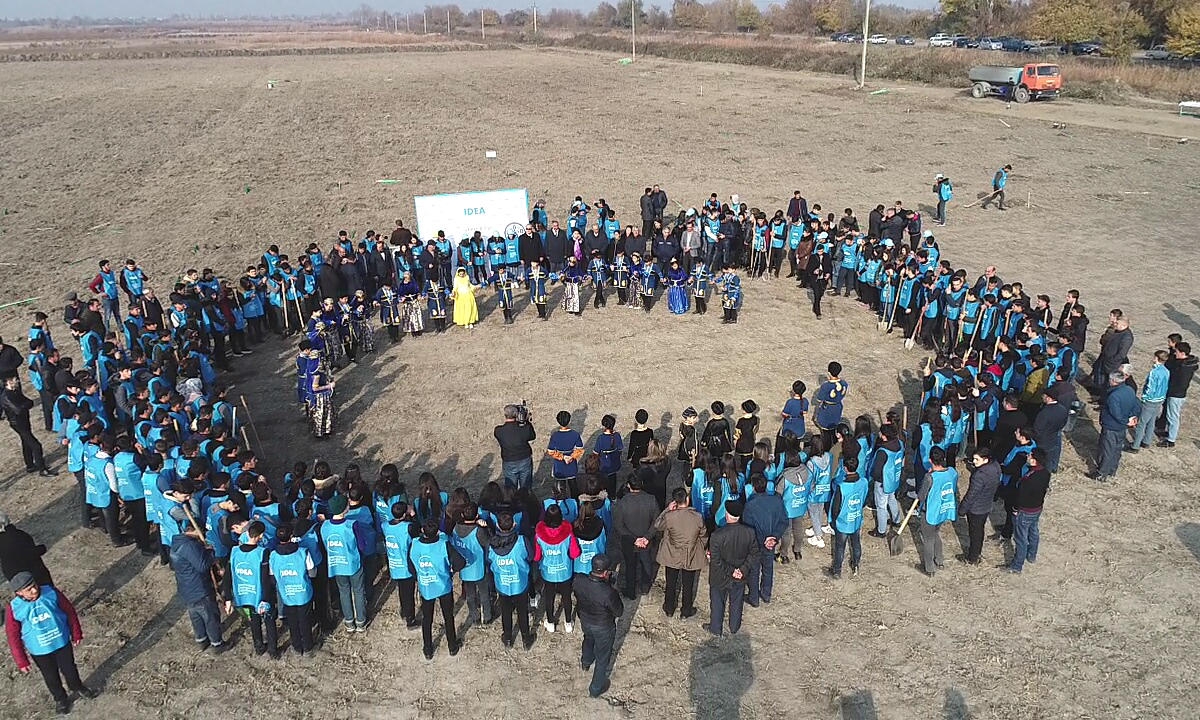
left=665, top=258, right=690, bottom=315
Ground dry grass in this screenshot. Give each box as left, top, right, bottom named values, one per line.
left=542, top=32, right=1200, bottom=103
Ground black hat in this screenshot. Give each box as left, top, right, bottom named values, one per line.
left=8, top=571, right=34, bottom=592
left=724, top=501, right=744, bottom=519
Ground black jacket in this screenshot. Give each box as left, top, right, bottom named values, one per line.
left=1167, top=355, right=1198, bottom=398
left=573, top=572, right=624, bottom=626
left=960, top=460, right=1001, bottom=515
left=640, top=194, right=655, bottom=222
left=0, top=344, right=21, bottom=379
left=1032, top=402, right=1069, bottom=447
left=1013, top=467, right=1050, bottom=510
left=612, top=490, right=660, bottom=541
left=708, top=522, right=759, bottom=588
left=518, top=232, right=541, bottom=262
left=0, top=386, right=34, bottom=426
left=0, top=525, right=52, bottom=586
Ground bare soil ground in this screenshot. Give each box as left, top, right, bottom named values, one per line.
left=1, top=47, right=1199, bottom=720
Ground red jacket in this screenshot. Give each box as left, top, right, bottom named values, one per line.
left=532, top=522, right=581, bottom=563
left=6, top=588, right=82, bottom=671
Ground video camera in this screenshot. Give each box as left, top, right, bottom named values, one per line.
left=514, top=400, right=531, bottom=424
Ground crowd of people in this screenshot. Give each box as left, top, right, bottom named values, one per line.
left=0, top=175, right=1196, bottom=712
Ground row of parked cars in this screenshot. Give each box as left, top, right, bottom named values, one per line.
left=831, top=32, right=914, bottom=45
left=928, top=33, right=1081, bottom=53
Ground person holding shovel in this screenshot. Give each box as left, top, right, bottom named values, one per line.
left=917, top=447, right=958, bottom=577
left=981, top=164, right=1012, bottom=211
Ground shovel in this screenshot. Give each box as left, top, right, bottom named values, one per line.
left=904, top=311, right=924, bottom=350
left=887, top=493, right=921, bottom=556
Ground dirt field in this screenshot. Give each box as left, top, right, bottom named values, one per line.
left=1, top=47, right=1199, bottom=719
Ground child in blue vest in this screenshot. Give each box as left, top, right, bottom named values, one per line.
left=269, top=523, right=318, bottom=656
left=488, top=512, right=536, bottom=650
left=225, top=521, right=279, bottom=658
left=5, top=573, right=98, bottom=715
left=451, top=503, right=493, bottom=627
left=410, top=519, right=465, bottom=659
left=534, top=504, right=581, bottom=635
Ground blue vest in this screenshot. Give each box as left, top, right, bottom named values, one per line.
left=231, top=544, right=268, bottom=607
left=410, top=537, right=453, bottom=600
left=488, top=539, right=531, bottom=596
left=449, top=527, right=487, bottom=582
left=780, top=467, right=810, bottom=519
left=834, top=478, right=869, bottom=533
left=536, top=534, right=573, bottom=583
left=270, top=549, right=314, bottom=606
left=112, top=451, right=144, bottom=501
left=84, top=453, right=112, bottom=507
left=298, top=523, right=324, bottom=567
left=11, top=586, right=70, bottom=656
left=344, top=505, right=377, bottom=557
left=322, top=520, right=361, bottom=577
left=878, top=445, right=904, bottom=494
left=924, top=469, right=959, bottom=525
left=806, top=457, right=833, bottom=503
left=574, top=529, right=606, bottom=574
left=207, top=504, right=232, bottom=559
left=382, top=520, right=415, bottom=579
left=122, top=267, right=145, bottom=296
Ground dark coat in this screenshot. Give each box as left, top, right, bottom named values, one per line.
left=573, top=572, right=625, bottom=627
left=546, top=229, right=570, bottom=262
left=960, top=460, right=1001, bottom=515
left=0, top=524, right=52, bottom=586
left=518, top=232, right=541, bottom=262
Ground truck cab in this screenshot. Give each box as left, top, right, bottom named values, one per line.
left=968, top=62, right=1061, bottom=103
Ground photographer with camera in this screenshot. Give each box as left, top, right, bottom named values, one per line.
left=494, top=403, right=536, bottom=490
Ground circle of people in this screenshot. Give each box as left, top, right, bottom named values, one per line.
left=3, top=181, right=1197, bottom=712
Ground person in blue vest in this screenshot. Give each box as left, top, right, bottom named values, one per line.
left=717, top=265, right=742, bottom=324
left=321, top=495, right=370, bottom=632
left=804, top=436, right=834, bottom=549
left=867, top=423, right=905, bottom=538
left=380, top=501, right=419, bottom=629
left=813, top=362, right=848, bottom=449
left=933, top=173, right=953, bottom=225
left=224, top=521, right=279, bottom=658
left=84, top=435, right=128, bottom=547
left=740, top=474, right=787, bottom=604
left=112, top=436, right=155, bottom=555
left=119, top=258, right=149, bottom=303
left=488, top=512, right=536, bottom=650
left=573, top=499, right=608, bottom=575
left=534, top=504, right=581, bottom=634
left=409, top=518, right=465, bottom=659
left=983, top=164, right=1012, bottom=211
left=450, top=502, right=493, bottom=627
left=5, top=572, right=98, bottom=715
left=827, top=456, right=869, bottom=579
left=86, top=260, right=122, bottom=333
left=918, top=448, right=959, bottom=577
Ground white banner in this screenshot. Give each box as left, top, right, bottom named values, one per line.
left=413, top=188, right=530, bottom=246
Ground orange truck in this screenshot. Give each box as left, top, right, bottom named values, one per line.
left=968, top=63, right=1061, bottom=103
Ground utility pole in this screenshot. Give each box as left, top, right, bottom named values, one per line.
left=447, top=9, right=451, bottom=33
left=631, top=0, right=636, bottom=61
left=857, top=0, right=872, bottom=89
left=406, top=13, right=410, bottom=33
left=423, top=11, right=427, bottom=33
left=533, top=5, right=537, bottom=33
left=481, top=11, right=485, bottom=38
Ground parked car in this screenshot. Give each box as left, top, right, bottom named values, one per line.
left=868, top=34, right=889, bottom=44
left=1146, top=44, right=1173, bottom=60
left=1061, top=41, right=1103, bottom=55
left=895, top=35, right=915, bottom=46
left=1000, top=37, right=1027, bottom=52
left=978, top=37, right=1004, bottom=50
left=830, top=32, right=848, bottom=42
left=952, top=35, right=974, bottom=48
left=842, top=33, right=863, bottom=43
left=929, top=34, right=953, bottom=47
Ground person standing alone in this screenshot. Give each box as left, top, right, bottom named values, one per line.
left=573, top=554, right=624, bottom=698
left=706, top=501, right=758, bottom=636
left=5, top=572, right=98, bottom=715
left=1, top=376, right=54, bottom=477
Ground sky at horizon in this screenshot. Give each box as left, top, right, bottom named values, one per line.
left=0, top=0, right=939, bottom=22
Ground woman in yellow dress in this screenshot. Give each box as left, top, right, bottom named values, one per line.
left=451, top=267, right=479, bottom=328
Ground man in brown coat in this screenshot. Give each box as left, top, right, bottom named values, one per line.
left=653, top=487, right=707, bottom=619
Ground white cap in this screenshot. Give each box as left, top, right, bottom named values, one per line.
left=817, top=232, right=828, bottom=240
left=731, top=194, right=740, bottom=203
left=922, top=230, right=933, bottom=238
left=935, top=173, right=944, bottom=179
